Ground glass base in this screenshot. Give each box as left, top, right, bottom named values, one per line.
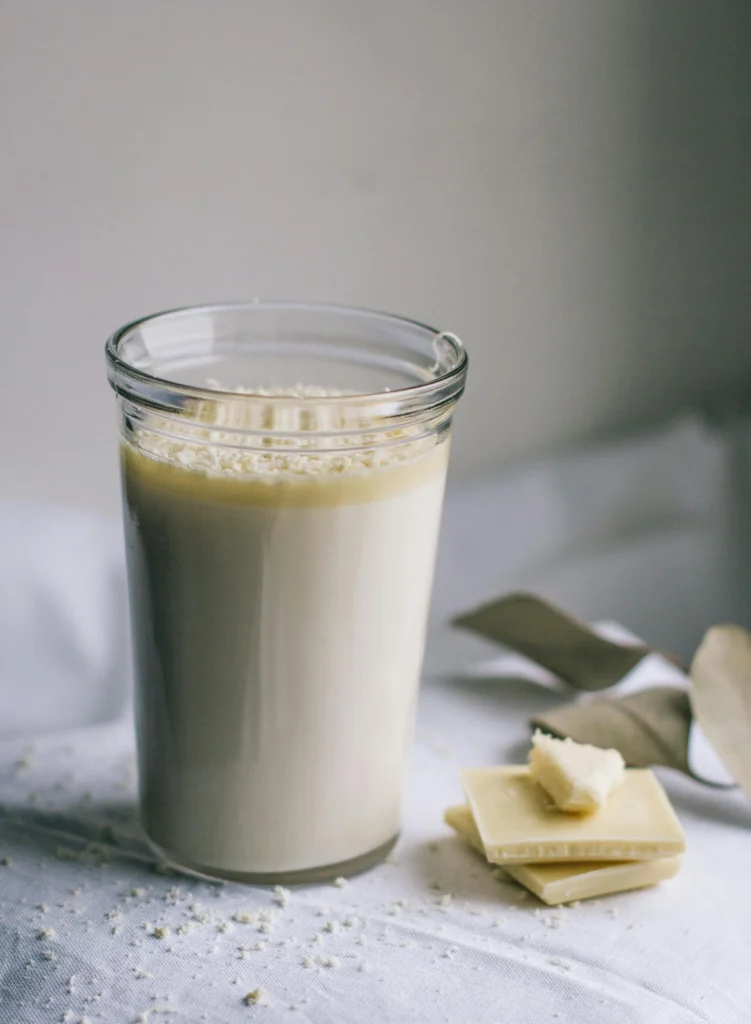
left=147, top=832, right=399, bottom=886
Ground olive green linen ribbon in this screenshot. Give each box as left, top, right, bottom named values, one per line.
left=453, top=593, right=751, bottom=798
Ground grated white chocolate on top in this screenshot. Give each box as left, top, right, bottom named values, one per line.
left=128, top=383, right=442, bottom=483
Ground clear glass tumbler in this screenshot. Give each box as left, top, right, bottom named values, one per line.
left=106, top=302, right=468, bottom=883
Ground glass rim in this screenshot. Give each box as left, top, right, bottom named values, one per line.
left=105, top=300, right=468, bottom=410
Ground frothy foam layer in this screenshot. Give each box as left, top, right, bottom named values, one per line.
left=126, top=385, right=444, bottom=502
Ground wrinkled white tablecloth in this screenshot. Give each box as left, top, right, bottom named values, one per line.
left=1, top=414, right=750, bottom=1024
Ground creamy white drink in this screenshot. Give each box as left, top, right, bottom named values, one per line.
left=122, top=403, right=449, bottom=880
left=107, top=301, right=467, bottom=883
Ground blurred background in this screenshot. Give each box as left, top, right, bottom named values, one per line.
left=2, top=0, right=751, bottom=516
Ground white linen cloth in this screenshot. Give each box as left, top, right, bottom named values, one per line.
left=1, top=414, right=750, bottom=1024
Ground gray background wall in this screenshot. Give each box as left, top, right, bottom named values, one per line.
left=2, top=0, right=750, bottom=515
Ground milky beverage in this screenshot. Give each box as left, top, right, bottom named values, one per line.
left=122, top=390, right=449, bottom=880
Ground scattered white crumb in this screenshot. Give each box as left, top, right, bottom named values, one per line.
left=105, top=909, right=123, bottom=922
left=217, top=921, right=233, bottom=933
left=273, top=886, right=291, bottom=907
left=152, top=926, right=170, bottom=940
left=42, top=951, right=56, bottom=961
left=234, top=909, right=258, bottom=925
left=37, top=928, right=56, bottom=941
left=176, top=923, right=195, bottom=936
left=319, top=955, right=341, bottom=969
left=548, top=957, right=572, bottom=971
left=312, top=933, right=323, bottom=945
left=243, top=988, right=268, bottom=1006
left=342, top=917, right=358, bottom=928
left=301, top=956, right=315, bottom=968
left=134, top=967, right=152, bottom=980
left=234, top=939, right=264, bottom=958
left=258, top=923, right=270, bottom=934
left=257, top=910, right=275, bottom=923
left=36, top=903, right=48, bottom=913
left=333, top=876, right=348, bottom=888
left=323, top=921, right=338, bottom=934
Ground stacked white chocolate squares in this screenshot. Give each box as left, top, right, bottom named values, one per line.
left=445, top=731, right=685, bottom=905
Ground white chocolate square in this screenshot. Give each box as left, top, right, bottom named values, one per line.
left=444, top=804, right=682, bottom=905
left=461, top=766, right=685, bottom=864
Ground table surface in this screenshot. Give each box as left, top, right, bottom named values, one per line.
left=2, top=414, right=750, bottom=1024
